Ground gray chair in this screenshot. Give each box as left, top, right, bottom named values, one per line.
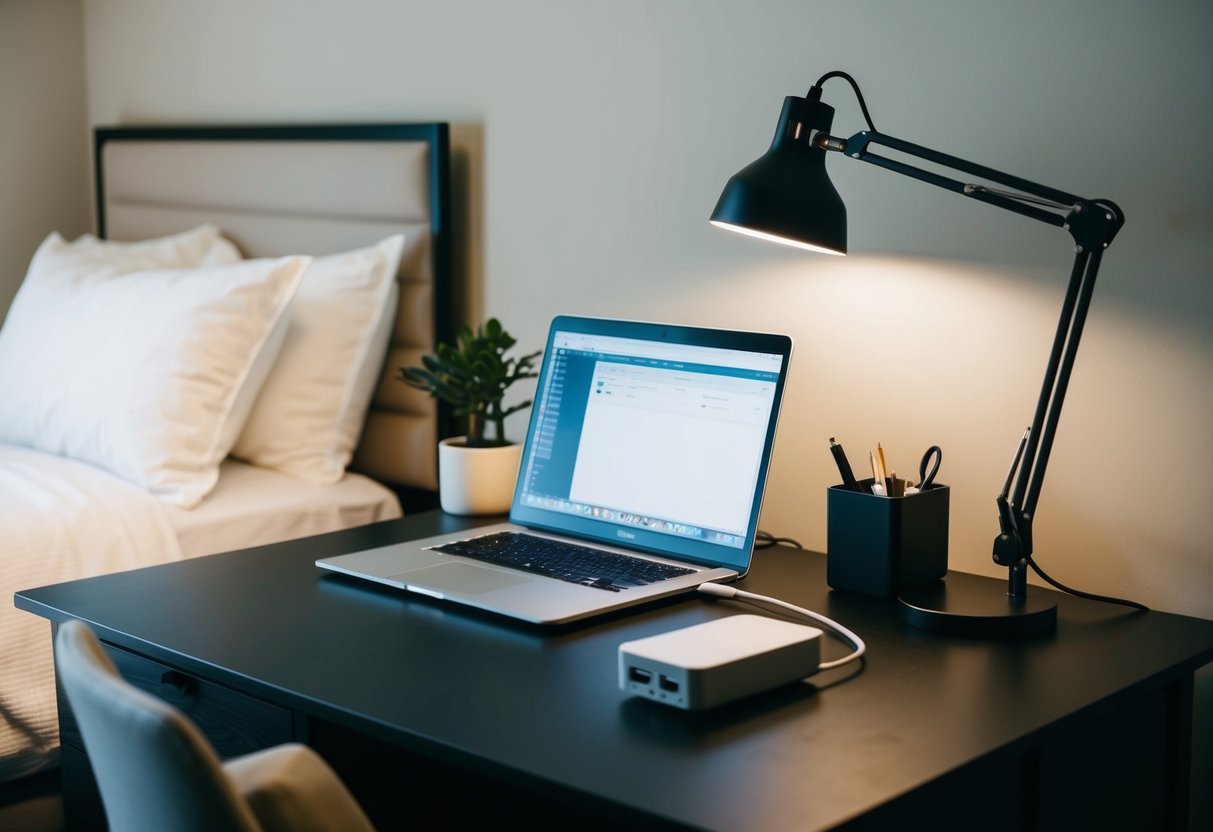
left=54, top=619, right=375, bottom=832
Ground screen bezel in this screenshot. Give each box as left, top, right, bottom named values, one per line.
left=508, top=315, right=792, bottom=571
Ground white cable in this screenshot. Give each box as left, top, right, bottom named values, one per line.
left=697, top=582, right=866, bottom=670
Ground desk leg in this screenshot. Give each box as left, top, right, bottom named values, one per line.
left=1165, top=674, right=1194, bottom=830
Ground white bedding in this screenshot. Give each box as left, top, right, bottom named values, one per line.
left=165, top=458, right=402, bottom=558
left=1, top=446, right=402, bottom=782
left=1, top=446, right=184, bottom=781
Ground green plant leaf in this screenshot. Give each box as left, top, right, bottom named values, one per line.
left=398, top=317, right=542, bottom=442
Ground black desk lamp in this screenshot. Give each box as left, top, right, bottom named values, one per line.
left=711, top=70, right=1144, bottom=636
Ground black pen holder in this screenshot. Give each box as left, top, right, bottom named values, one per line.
left=826, top=481, right=949, bottom=599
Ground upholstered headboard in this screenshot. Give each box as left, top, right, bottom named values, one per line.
left=94, top=124, right=454, bottom=495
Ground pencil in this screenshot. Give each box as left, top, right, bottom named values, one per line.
left=870, top=448, right=888, bottom=495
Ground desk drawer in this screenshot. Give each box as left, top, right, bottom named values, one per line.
left=57, top=642, right=294, bottom=759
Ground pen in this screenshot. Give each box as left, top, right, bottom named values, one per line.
left=829, top=437, right=860, bottom=492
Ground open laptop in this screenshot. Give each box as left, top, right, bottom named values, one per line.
left=317, top=315, right=792, bottom=624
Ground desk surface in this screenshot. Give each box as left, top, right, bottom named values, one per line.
left=17, top=512, right=1213, bottom=830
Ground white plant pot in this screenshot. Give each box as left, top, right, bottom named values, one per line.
left=438, top=437, right=522, bottom=516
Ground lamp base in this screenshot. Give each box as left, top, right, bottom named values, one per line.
left=897, top=579, right=1057, bottom=637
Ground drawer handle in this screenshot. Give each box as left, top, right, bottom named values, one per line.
left=159, top=670, right=195, bottom=696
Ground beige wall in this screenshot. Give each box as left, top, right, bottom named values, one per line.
left=81, top=0, right=1212, bottom=618
left=16, top=0, right=1209, bottom=820
left=0, top=0, right=89, bottom=323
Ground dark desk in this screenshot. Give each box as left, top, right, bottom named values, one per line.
left=17, top=512, right=1213, bottom=830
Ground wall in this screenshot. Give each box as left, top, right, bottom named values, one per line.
left=77, top=0, right=1212, bottom=819
left=0, top=0, right=89, bottom=323
left=80, top=0, right=1212, bottom=615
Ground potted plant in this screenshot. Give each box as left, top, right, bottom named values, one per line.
left=400, top=318, right=541, bottom=515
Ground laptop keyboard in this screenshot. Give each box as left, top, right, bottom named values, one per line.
left=431, top=532, right=696, bottom=592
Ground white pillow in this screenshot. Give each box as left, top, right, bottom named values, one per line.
left=32, top=223, right=241, bottom=271
left=0, top=246, right=308, bottom=508
left=18, top=227, right=282, bottom=469
left=232, top=234, right=405, bottom=484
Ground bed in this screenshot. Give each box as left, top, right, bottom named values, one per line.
left=0, top=123, right=454, bottom=783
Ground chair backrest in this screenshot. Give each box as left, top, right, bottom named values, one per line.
left=54, top=619, right=263, bottom=832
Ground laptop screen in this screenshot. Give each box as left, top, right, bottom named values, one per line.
left=510, top=316, right=792, bottom=570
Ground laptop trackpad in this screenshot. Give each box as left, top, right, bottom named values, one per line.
left=391, top=563, right=535, bottom=595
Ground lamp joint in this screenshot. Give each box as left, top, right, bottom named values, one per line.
left=1065, top=199, right=1122, bottom=251
left=810, top=130, right=847, bottom=153
left=994, top=498, right=1034, bottom=567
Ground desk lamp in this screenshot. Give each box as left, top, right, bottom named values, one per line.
left=711, top=70, right=1144, bottom=636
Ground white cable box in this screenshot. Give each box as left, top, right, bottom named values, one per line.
left=618, top=614, right=822, bottom=710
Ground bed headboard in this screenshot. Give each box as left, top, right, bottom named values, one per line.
left=93, top=124, right=454, bottom=497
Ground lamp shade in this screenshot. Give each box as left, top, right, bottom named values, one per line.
left=710, top=95, right=848, bottom=255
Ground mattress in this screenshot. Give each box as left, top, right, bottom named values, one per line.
left=164, top=458, right=402, bottom=558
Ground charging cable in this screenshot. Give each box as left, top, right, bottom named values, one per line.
left=697, top=582, right=866, bottom=670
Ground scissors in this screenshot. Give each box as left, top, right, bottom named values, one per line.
left=918, top=445, right=942, bottom=490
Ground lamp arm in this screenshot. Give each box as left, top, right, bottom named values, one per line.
left=1018, top=248, right=1101, bottom=519
left=998, top=247, right=1099, bottom=575
left=819, top=130, right=1123, bottom=251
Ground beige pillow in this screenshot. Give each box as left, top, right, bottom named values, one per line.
left=233, top=235, right=405, bottom=484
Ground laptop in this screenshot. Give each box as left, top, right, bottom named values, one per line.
left=317, top=315, right=792, bottom=624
